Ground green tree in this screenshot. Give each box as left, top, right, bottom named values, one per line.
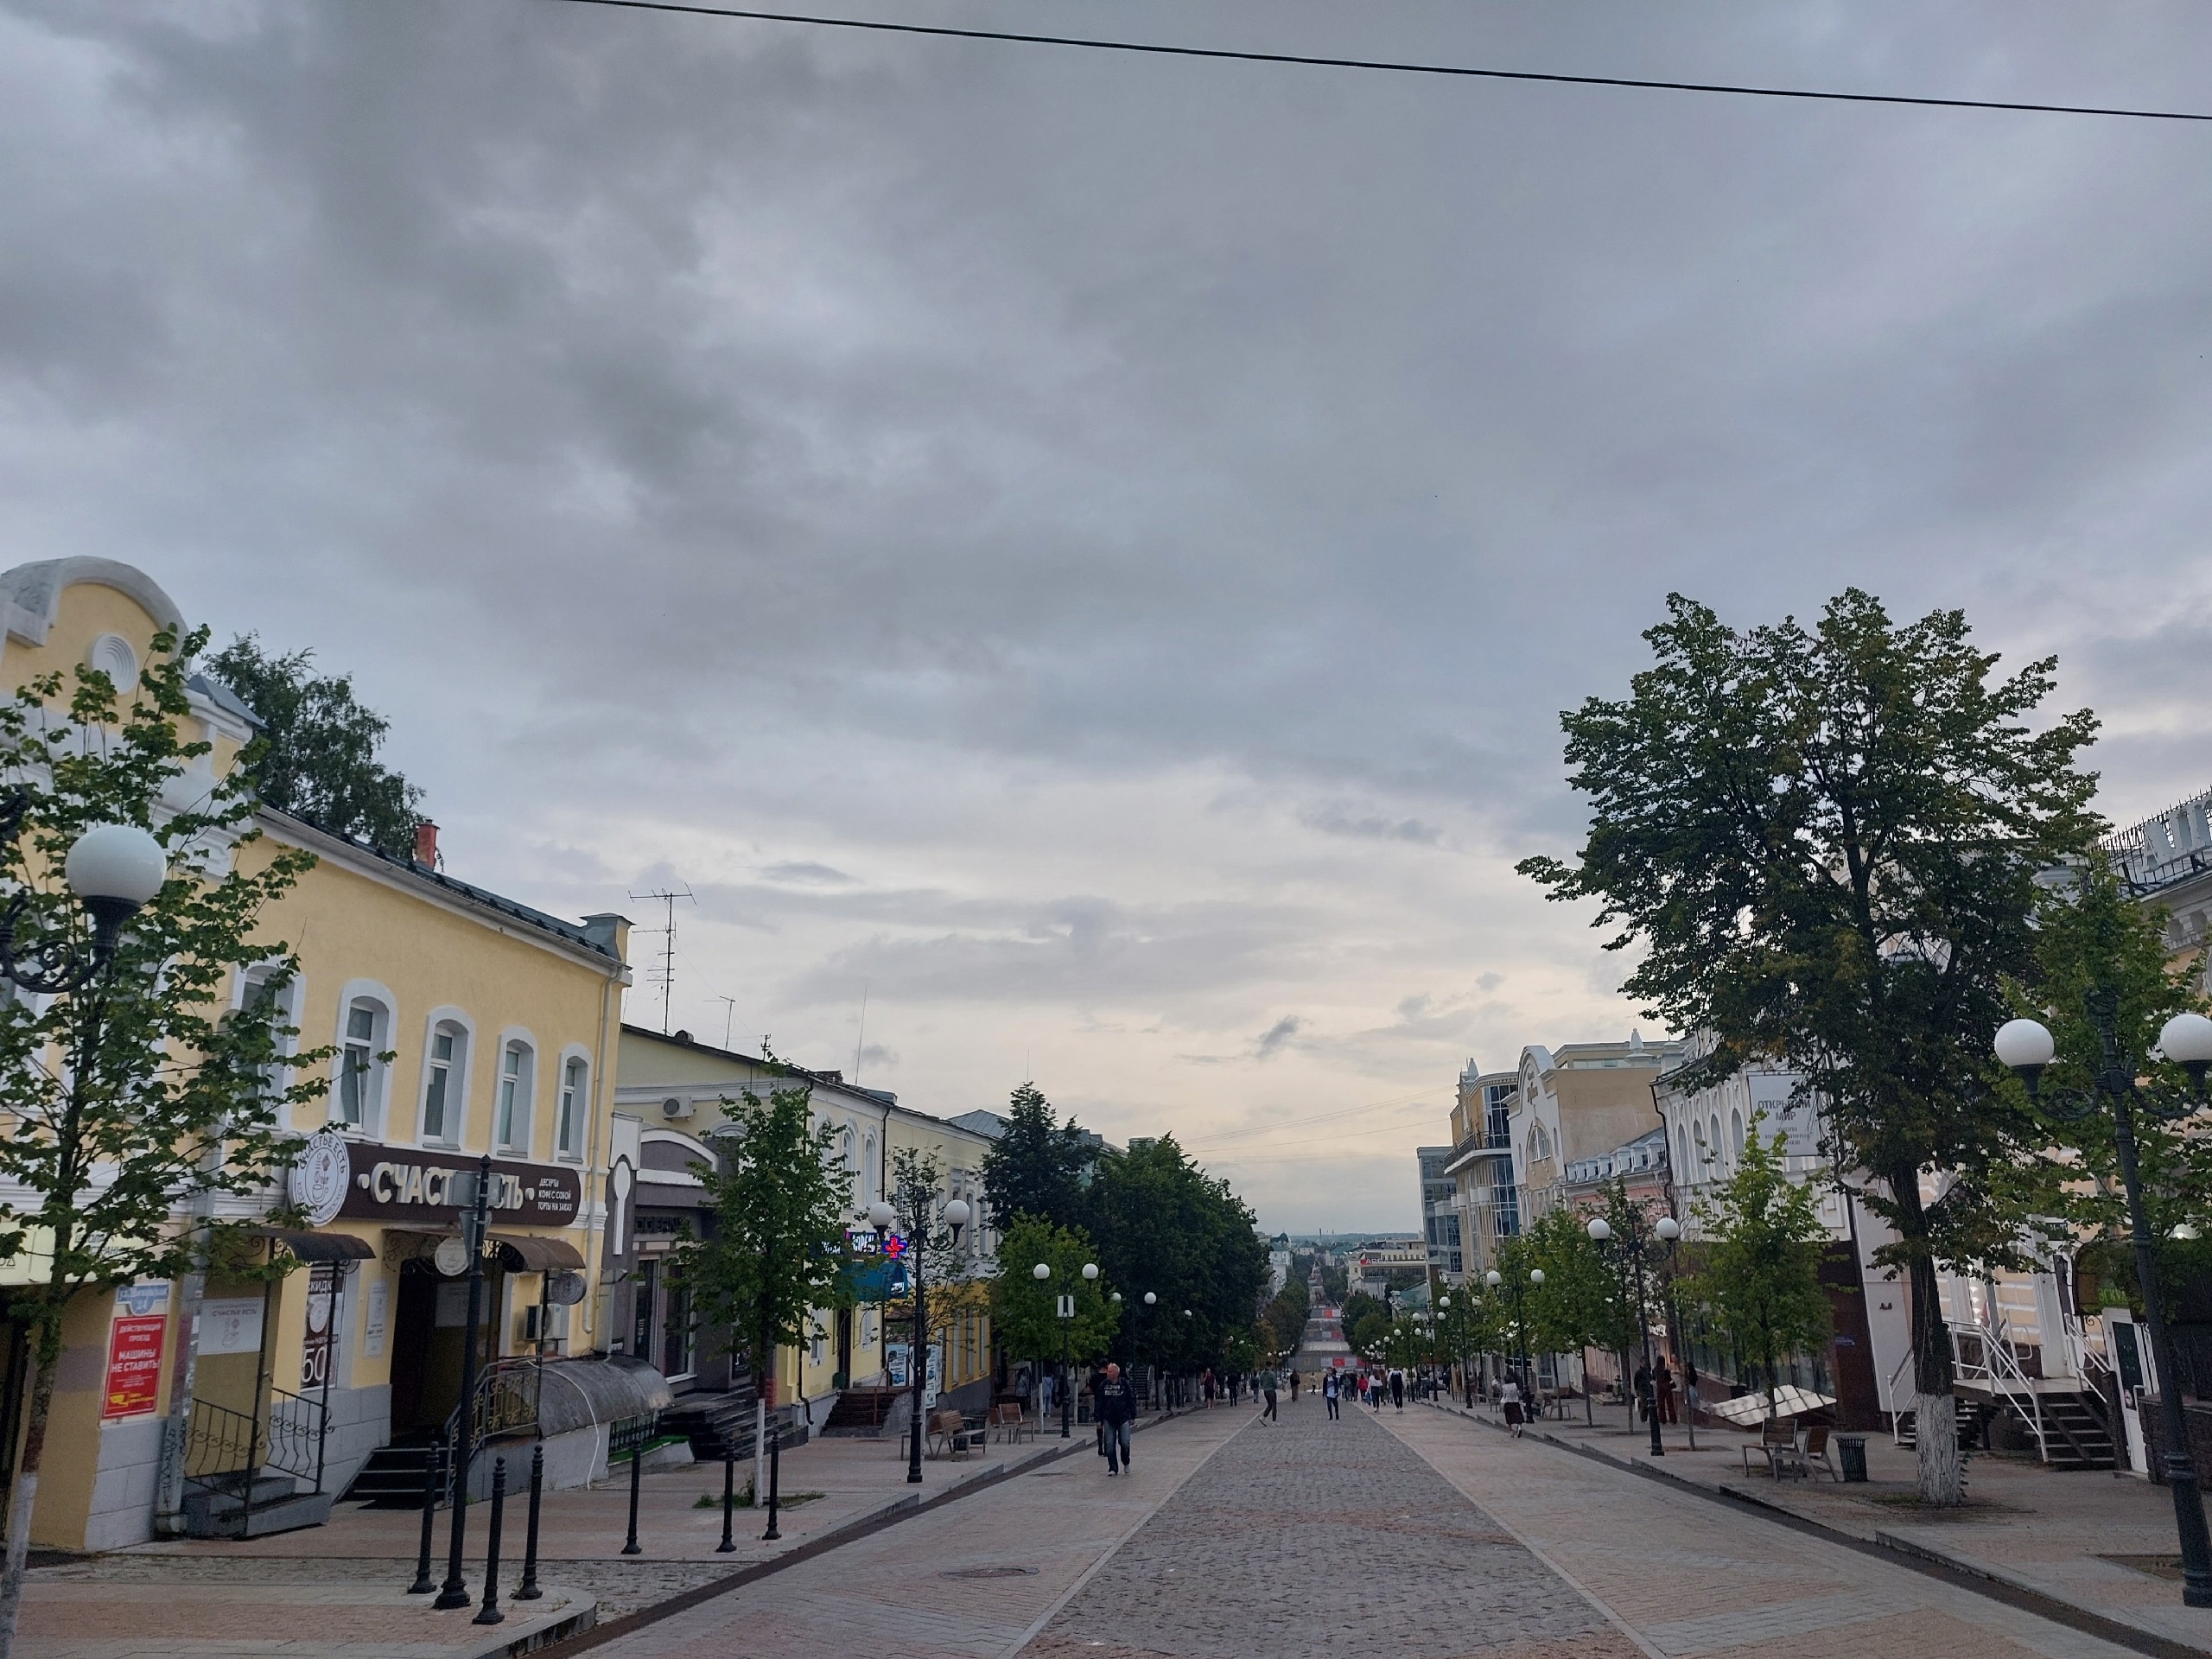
left=1081, top=1135, right=1268, bottom=1376
left=1351, top=1310, right=1393, bottom=1353
left=674, top=1074, right=854, bottom=1500
left=0, top=632, right=324, bottom=1653
left=1262, top=1278, right=1310, bottom=1356
left=1518, top=590, right=2098, bottom=1503
left=204, top=635, right=423, bottom=855
left=2005, top=858, right=2212, bottom=1312
left=978, top=1081, right=1090, bottom=1230
left=1687, top=1116, right=1833, bottom=1410
left=1521, top=1201, right=1624, bottom=1423
left=991, top=1214, right=1118, bottom=1407
left=1338, top=1289, right=1385, bottom=1339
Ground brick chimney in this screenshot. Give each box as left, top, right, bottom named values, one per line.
left=413, top=820, right=439, bottom=868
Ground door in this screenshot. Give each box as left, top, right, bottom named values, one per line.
left=835, top=1307, right=853, bottom=1387
left=2108, top=1311, right=2153, bottom=1477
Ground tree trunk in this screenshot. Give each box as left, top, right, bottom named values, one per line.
left=1906, top=1231, right=1961, bottom=1505
left=0, top=1328, right=58, bottom=1659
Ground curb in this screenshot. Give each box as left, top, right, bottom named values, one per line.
left=478, top=1597, right=599, bottom=1658
left=1420, top=1401, right=2212, bottom=1659
left=537, top=1412, right=1172, bottom=1655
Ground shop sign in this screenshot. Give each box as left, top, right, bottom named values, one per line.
left=199, top=1298, right=264, bottom=1357
left=102, top=1314, right=165, bottom=1420
left=294, top=1139, right=583, bottom=1227
left=300, top=1262, right=339, bottom=1389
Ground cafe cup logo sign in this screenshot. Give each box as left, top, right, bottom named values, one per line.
left=291, top=1135, right=583, bottom=1227
left=289, top=1130, right=352, bottom=1228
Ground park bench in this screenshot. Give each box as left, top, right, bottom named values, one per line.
left=988, top=1402, right=1034, bottom=1445
left=1743, top=1416, right=1797, bottom=1477
left=926, top=1408, right=986, bottom=1459
left=1770, top=1423, right=1840, bottom=1482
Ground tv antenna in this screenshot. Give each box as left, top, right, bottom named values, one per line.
left=628, top=883, right=696, bottom=1034
left=715, top=995, right=738, bottom=1052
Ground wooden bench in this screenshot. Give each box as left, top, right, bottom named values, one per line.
left=1772, top=1423, right=1840, bottom=1482
left=926, top=1408, right=986, bottom=1459
left=988, top=1402, right=1034, bottom=1445
left=1743, top=1416, right=1797, bottom=1477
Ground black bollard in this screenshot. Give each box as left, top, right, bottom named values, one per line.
left=408, top=1440, right=441, bottom=1595
left=760, top=1423, right=781, bottom=1542
left=621, top=1435, right=644, bottom=1555
left=716, top=1448, right=736, bottom=1553
left=514, top=1444, right=544, bottom=1602
left=473, top=1458, right=507, bottom=1627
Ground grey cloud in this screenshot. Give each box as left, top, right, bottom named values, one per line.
left=1254, top=1014, right=1302, bottom=1059
left=760, top=861, right=858, bottom=887
left=9, top=0, right=2212, bottom=1228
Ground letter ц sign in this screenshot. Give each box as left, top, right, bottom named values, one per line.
left=338, top=1145, right=582, bottom=1227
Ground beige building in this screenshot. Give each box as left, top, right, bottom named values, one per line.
left=611, top=1027, right=1001, bottom=1428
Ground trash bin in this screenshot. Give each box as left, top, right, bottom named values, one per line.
left=1834, top=1433, right=1869, bottom=1483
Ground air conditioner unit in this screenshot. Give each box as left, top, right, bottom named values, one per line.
left=662, top=1096, right=694, bottom=1121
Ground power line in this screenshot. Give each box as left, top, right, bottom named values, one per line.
left=541, top=0, right=2212, bottom=124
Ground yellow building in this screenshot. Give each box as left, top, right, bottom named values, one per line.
left=0, top=558, right=638, bottom=1548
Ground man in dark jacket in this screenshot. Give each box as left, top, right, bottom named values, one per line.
left=1096, top=1362, right=1137, bottom=1476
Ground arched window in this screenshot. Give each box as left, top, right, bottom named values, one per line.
left=496, top=1039, right=535, bottom=1152
left=840, top=1125, right=855, bottom=1171
left=238, top=963, right=300, bottom=1114
left=862, top=1134, right=879, bottom=1203
left=556, top=1055, right=588, bottom=1158
left=1675, top=1124, right=1689, bottom=1176
left=1709, top=1116, right=1724, bottom=1166
left=422, top=1019, right=469, bottom=1145
left=334, top=995, right=391, bottom=1132
left=1730, top=1108, right=1746, bottom=1159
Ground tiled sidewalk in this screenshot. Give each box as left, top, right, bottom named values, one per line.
left=1383, top=1403, right=2148, bottom=1659
left=1418, top=1395, right=2212, bottom=1656
left=15, top=1418, right=1084, bottom=1656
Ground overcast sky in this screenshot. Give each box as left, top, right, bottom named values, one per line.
left=3, top=2, right=2210, bottom=1233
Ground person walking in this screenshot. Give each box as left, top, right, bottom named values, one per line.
left=1323, top=1370, right=1341, bottom=1420
left=1655, top=1358, right=1678, bottom=1425
left=1500, top=1374, right=1526, bottom=1437
left=1288, top=1369, right=1300, bottom=1403
left=1371, top=1370, right=1385, bottom=1412
left=1201, top=1367, right=1215, bottom=1408
left=1096, top=1362, right=1136, bottom=1476
left=1389, top=1368, right=1406, bottom=1410
left=1259, top=1363, right=1279, bottom=1423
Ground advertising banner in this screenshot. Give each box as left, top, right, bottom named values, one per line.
left=102, top=1315, right=165, bottom=1420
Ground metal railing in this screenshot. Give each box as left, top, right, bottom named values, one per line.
left=1948, top=1319, right=2051, bottom=1464
left=182, top=1383, right=330, bottom=1531
left=443, top=1356, right=544, bottom=1481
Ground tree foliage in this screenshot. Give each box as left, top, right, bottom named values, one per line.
left=1519, top=1200, right=1627, bottom=1365
left=1517, top=589, right=2098, bottom=1502
left=2006, top=858, right=2212, bottom=1313
left=990, top=1214, right=1119, bottom=1369
left=0, top=631, right=326, bottom=1638
left=1686, top=1116, right=1833, bottom=1402
left=205, top=635, right=423, bottom=855
left=1077, top=1134, right=1268, bottom=1374
left=978, top=1081, right=1091, bottom=1230
left=674, top=1076, right=854, bottom=1396
left=1262, top=1277, right=1309, bottom=1356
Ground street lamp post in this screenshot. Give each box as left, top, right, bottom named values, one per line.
left=1997, top=1001, right=2212, bottom=1608
left=1587, top=1211, right=1673, bottom=1459
left=1032, top=1262, right=1052, bottom=1422
left=1141, top=1292, right=1161, bottom=1413
left=867, top=1189, right=969, bottom=1487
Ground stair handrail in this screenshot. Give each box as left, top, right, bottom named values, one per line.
left=1948, top=1318, right=2050, bottom=1464
left=440, top=1354, right=544, bottom=1484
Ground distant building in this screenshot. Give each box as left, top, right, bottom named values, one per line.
left=1415, top=1147, right=1462, bottom=1282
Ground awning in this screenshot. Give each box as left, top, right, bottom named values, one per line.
left=537, top=1355, right=674, bottom=1437
left=253, top=1226, right=375, bottom=1264
left=491, top=1234, right=587, bottom=1272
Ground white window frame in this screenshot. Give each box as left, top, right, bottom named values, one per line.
left=416, top=1007, right=476, bottom=1148
left=331, top=980, right=397, bottom=1136
left=554, top=1044, right=592, bottom=1161
left=232, top=960, right=304, bottom=1122
left=493, top=1029, right=537, bottom=1155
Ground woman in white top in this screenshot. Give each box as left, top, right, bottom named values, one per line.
left=1499, top=1376, right=1526, bottom=1435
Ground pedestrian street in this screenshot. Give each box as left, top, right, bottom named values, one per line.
left=578, top=1381, right=2152, bottom=1659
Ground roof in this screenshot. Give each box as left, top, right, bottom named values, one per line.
left=187, top=671, right=262, bottom=731
left=264, top=808, right=622, bottom=964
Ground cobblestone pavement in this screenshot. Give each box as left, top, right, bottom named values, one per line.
left=1026, top=1395, right=1635, bottom=1659
left=1381, top=1402, right=2148, bottom=1659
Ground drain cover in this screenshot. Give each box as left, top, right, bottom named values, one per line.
left=942, top=1566, right=1039, bottom=1580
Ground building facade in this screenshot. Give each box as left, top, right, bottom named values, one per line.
left=1415, top=1147, right=1462, bottom=1283
left=0, top=558, right=639, bottom=1551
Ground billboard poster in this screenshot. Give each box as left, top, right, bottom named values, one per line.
left=102, top=1314, right=166, bottom=1420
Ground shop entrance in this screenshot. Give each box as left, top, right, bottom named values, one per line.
left=390, top=1260, right=501, bottom=1436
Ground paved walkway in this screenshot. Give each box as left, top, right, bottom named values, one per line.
left=1436, top=1394, right=2212, bottom=1654
left=1383, top=1402, right=2146, bottom=1659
